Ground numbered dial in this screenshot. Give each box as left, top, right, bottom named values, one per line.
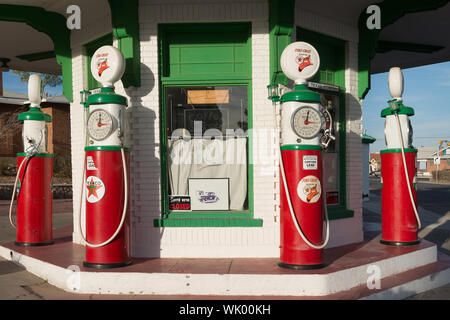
left=291, top=106, right=323, bottom=139
left=87, top=109, right=114, bottom=141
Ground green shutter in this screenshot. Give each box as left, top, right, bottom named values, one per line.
left=160, top=23, right=252, bottom=82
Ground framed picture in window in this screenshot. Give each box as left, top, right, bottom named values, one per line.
left=188, top=178, right=230, bottom=211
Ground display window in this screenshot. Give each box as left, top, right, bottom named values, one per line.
left=156, top=22, right=260, bottom=226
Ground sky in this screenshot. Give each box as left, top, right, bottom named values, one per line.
left=2, top=60, right=450, bottom=153
left=2, top=70, right=63, bottom=97
left=362, top=61, right=450, bottom=153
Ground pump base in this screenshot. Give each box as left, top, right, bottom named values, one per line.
left=14, top=241, right=54, bottom=247
left=380, top=239, right=421, bottom=246
left=278, top=261, right=326, bottom=270
left=83, top=260, right=132, bottom=269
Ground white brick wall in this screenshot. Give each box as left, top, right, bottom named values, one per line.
left=70, top=0, right=363, bottom=258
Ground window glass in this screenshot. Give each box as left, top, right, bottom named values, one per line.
left=166, top=86, right=248, bottom=137
left=165, top=86, right=249, bottom=212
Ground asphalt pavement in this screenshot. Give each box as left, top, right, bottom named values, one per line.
left=0, top=179, right=449, bottom=300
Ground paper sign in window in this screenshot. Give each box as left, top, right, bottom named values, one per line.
left=187, top=90, right=229, bottom=104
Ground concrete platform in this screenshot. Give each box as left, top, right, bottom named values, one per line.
left=0, top=226, right=449, bottom=299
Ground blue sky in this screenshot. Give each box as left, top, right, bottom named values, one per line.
left=2, top=61, right=450, bottom=153
left=2, top=70, right=63, bottom=97
left=362, top=61, right=450, bottom=152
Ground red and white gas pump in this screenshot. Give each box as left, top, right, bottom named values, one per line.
left=9, top=74, right=53, bottom=246
left=274, top=42, right=334, bottom=269
left=380, top=67, right=421, bottom=246
left=78, top=45, right=131, bottom=268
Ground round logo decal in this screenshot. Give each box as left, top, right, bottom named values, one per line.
left=297, top=175, right=322, bottom=203
left=86, top=175, right=106, bottom=203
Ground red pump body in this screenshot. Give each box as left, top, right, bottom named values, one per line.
left=83, top=149, right=131, bottom=268
left=279, top=147, right=324, bottom=269
left=16, top=155, right=53, bottom=246
left=380, top=150, right=419, bottom=245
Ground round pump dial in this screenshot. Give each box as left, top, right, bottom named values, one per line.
left=291, top=106, right=324, bottom=139
left=87, top=109, right=114, bottom=141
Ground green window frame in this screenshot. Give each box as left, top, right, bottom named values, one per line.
left=83, top=33, right=113, bottom=90
left=155, top=22, right=262, bottom=227
left=296, top=27, right=354, bottom=220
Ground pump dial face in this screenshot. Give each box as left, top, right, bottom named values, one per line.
left=87, top=109, right=114, bottom=141
left=291, top=106, right=323, bottom=139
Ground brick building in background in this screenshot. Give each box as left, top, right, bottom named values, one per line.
left=0, top=90, right=70, bottom=161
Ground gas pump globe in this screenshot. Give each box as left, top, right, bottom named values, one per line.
left=275, top=42, right=332, bottom=269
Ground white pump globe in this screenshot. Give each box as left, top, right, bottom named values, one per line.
left=28, top=74, right=41, bottom=107
left=388, top=67, right=404, bottom=100
left=280, top=41, right=320, bottom=84
left=90, top=45, right=125, bottom=87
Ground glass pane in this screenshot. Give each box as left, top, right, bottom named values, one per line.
left=165, top=86, right=249, bottom=212
left=166, top=86, right=247, bottom=137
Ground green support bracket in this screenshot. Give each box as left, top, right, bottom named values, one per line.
left=0, top=4, right=72, bottom=102
left=269, top=0, right=295, bottom=86
left=108, top=0, right=141, bottom=88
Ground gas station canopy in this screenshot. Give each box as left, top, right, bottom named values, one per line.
left=0, top=0, right=449, bottom=89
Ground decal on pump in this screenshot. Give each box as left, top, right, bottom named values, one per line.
left=297, top=175, right=322, bottom=203
left=86, top=175, right=105, bottom=203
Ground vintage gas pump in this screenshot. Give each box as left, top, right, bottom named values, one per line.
left=9, top=74, right=53, bottom=246
left=380, top=67, right=421, bottom=246
left=274, top=42, right=334, bottom=269
left=78, top=45, right=131, bottom=268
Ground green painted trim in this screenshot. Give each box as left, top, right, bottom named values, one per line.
left=108, top=0, right=141, bottom=88
left=85, top=146, right=131, bottom=152
left=376, top=40, right=444, bottom=54
left=280, top=84, right=321, bottom=102
left=381, top=106, right=415, bottom=117
left=269, top=0, right=295, bottom=85
left=362, top=133, right=376, bottom=144
left=0, top=4, right=72, bottom=102
left=16, top=50, right=55, bottom=62
left=154, top=218, right=263, bottom=228
left=380, top=148, right=418, bottom=154
left=17, top=153, right=54, bottom=158
left=281, top=145, right=323, bottom=151
left=18, top=108, right=52, bottom=122
left=357, top=0, right=449, bottom=99
left=326, top=207, right=354, bottom=220
left=87, top=92, right=127, bottom=105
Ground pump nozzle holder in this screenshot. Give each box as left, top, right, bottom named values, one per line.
left=28, top=74, right=42, bottom=108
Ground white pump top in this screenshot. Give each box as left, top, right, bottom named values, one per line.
left=280, top=41, right=320, bottom=85
left=90, top=45, right=125, bottom=88
left=388, top=67, right=404, bottom=101
left=28, top=74, right=42, bottom=108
